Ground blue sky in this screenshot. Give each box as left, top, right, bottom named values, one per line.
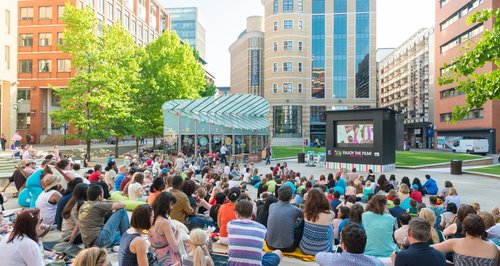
left=162, top=0, right=435, bottom=86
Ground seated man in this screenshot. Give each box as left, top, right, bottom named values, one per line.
left=393, top=218, right=445, bottom=266
left=266, top=185, right=303, bottom=252
left=227, top=200, right=282, bottom=266
left=422, top=174, right=438, bottom=195
left=78, top=184, right=129, bottom=248
left=170, top=175, right=210, bottom=230
left=394, top=212, right=411, bottom=249
left=316, top=223, right=383, bottom=266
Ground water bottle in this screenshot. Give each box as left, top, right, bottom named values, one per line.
left=39, top=238, right=45, bottom=260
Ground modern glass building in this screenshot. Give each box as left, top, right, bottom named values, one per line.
left=166, top=7, right=206, bottom=60
left=262, top=0, right=376, bottom=146
left=162, top=94, right=270, bottom=159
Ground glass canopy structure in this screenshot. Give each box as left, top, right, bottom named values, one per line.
left=162, top=94, right=270, bottom=158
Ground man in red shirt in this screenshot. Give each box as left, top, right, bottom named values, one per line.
left=272, top=163, right=281, bottom=177
left=88, top=164, right=103, bottom=182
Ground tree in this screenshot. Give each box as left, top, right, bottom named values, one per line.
left=438, top=8, right=500, bottom=122
left=200, top=84, right=217, bottom=97
left=51, top=4, right=139, bottom=159
left=136, top=30, right=206, bottom=146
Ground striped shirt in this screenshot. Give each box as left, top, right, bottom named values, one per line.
left=227, top=219, right=267, bottom=266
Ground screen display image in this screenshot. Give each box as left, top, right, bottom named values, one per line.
left=336, top=121, right=374, bottom=148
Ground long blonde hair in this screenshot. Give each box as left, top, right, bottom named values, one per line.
left=72, top=247, right=108, bottom=266
left=419, top=208, right=439, bottom=244
left=190, top=229, right=208, bottom=266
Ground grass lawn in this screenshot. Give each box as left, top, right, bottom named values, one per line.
left=272, top=146, right=325, bottom=159
left=272, top=146, right=484, bottom=167
left=396, top=151, right=482, bottom=166
left=467, top=165, right=500, bottom=175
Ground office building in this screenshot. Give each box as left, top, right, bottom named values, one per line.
left=1, top=2, right=18, bottom=143
left=229, top=16, right=265, bottom=96
left=262, top=0, right=376, bottom=146
left=379, top=28, right=435, bottom=149
left=166, top=7, right=206, bottom=61
left=375, top=48, right=394, bottom=107
left=435, top=0, right=499, bottom=153
left=17, top=0, right=169, bottom=144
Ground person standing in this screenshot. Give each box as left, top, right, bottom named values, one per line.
left=12, top=131, right=22, bottom=147
left=0, top=133, right=6, bottom=151
left=265, top=145, right=272, bottom=165
left=220, top=144, right=228, bottom=165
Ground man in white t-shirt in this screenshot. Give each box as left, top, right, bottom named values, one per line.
left=220, top=145, right=228, bottom=165
left=227, top=174, right=239, bottom=189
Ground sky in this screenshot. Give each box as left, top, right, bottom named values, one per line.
left=162, top=0, right=435, bottom=87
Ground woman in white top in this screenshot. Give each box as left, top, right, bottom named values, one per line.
left=35, top=174, right=62, bottom=225
left=0, top=208, right=45, bottom=266
left=104, top=161, right=117, bottom=191
left=128, top=172, right=146, bottom=201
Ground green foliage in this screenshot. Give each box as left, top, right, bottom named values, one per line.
left=438, top=8, right=500, bottom=122
left=135, top=30, right=206, bottom=137
left=50, top=4, right=140, bottom=152
left=200, top=84, right=217, bottom=97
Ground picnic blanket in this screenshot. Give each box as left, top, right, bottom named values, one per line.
left=263, top=242, right=316, bottom=262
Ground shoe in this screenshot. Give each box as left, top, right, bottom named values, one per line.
left=112, top=245, right=120, bottom=253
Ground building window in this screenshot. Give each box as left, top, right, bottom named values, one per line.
left=355, top=12, right=370, bottom=98
left=298, top=83, right=303, bottom=93
left=298, top=0, right=303, bottom=13
left=5, top=9, right=10, bottom=34
left=298, top=41, right=303, bottom=51
left=38, top=59, right=51, bottom=72
left=107, top=2, right=113, bottom=19
left=298, top=62, right=303, bottom=72
left=131, top=20, right=136, bottom=35
left=138, top=0, right=146, bottom=20
left=57, top=32, right=64, bottom=45
left=273, top=83, right=278, bottom=94
left=20, top=33, right=33, bottom=47
left=273, top=105, right=302, bottom=138
left=273, top=42, right=278, bottom=52
left=4, top=46, right=10, bottom=69
left=273, top=21, right=278, bottom=31
left=298, top=20, right=303, bottom=30
left=17, top=89, right=30, bottom=101
left=116, top=5, right=122, bottom=21
left=150, top=5, right=157, bottom=29
left=87, top=0, right=95, bottom=8
left=311, top=106, right=326, bottom=123
left=57, top=59, right=71, bottom=72
left=440, top=87, right=465, bottom=99
left=273, top=0, right=279, bottom=14
left=124, top=0, right=133, bottom=10
left=19, top=60, right=32, bottom=73
left=283, top=82, right=293, bottom=93
left=283, top=40, right=293, bottom=51
left=273, top=62, right=278, bottom=72
left=20, top=7, right=33, bottom=20
left=57, top=6, right=65, bottom=19
left=39, top=6, right=52, bottom=20
left=441, top=23, right=483, bottom=53
left=124, top=14, right=129, bottom=30
left=283, top=0, right=294, bottom=13
left=312, top=0, right=325, bottom=99
left=283, top=19, right=293, bottom=30
left=98, top=0, right=104, bottom=12
left=440, top=0, right=452, bottom=8
left=39, top=33, right=52, bottom=46
left=283, top=62, right=293, bottom=72
left=51, top=90, right=61, bottom=107
left=17, top=113, right=31, bottom=130
left=334, top=13, right=348, bottom=99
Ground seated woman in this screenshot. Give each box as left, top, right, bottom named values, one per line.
left=332, top=206, right=350, bottom=241
left=62, top=183, right=88, bottom=244
left=445, top=188, right=461, bottom=208
left=443, top=204, right=476, bottom=239
left=440, top=202, right=458, bottom=230
left=433, top=214, right=499, bottom=265
left=182, top=229, right=214, bottom=266
left=256, top=194, right=278, bottom=228
left=35, top=174, right=62, bottom=225
left=128, top=172, right=146, bottom=201
left=148, top=177, right=166, bottom=205
left=25, top=159, right=51, bottom=208
left=72, top=247, right=109, bottom=266
left=149, top=192, right=181, bottom=265
left=119, top=204, right=153, bottom=266
left=419, top=208, right=444, bottom=244
left=362, top=195, right=397, bottom=258
left=300, top=188, right=335, bottom=255
left=337, top=203, right=364, bottom=239
left=218, top=187, right=241, bottom=245
left=398, top=184, right=412, bottom=210
left=0, top=209, right=44, bottom=265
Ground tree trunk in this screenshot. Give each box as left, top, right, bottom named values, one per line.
left=115, top=137, right=119, bottom=158
left=135, top=137, right=139, bottom=153
left=153, top=136, right=156, bottom=148
left=86, top=139, right=91, bottom=161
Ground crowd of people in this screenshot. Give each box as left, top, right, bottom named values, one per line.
left=0, top=148, right=499, bottom=266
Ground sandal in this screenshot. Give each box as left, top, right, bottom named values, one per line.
left=12, top=192, right=18, bottom=198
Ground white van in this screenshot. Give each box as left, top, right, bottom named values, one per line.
left=452, top=139, right=489, bottom=155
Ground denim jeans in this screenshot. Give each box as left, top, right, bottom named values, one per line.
left=94, top=208, right=129, bottom=247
